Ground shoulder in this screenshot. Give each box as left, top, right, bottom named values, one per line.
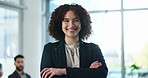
left=42, top=41, right=60, bottom=54
left=25, top=73, right=31, bottom=78
left=8, top=71, right=17, bottom=78
left=8, top=74, right=13, bottom=78
left=44, top=41, right=59, bottom=47
left=82, top=42, right=102, bottom=55
left=83, top=41, right=100, bottom=48
left=43, top=41, right=59, bottom=49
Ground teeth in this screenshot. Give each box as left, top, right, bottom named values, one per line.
left=67, top=28, right=77, bottom=32
left=68, top=29, right=75, bottom=31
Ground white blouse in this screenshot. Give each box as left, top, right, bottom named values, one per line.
left=65, top=44, right=80, bottom=68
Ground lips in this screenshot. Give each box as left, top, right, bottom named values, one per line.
left=67, top=28, right=77, bottom=32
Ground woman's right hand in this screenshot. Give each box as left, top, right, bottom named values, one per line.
left=40, top=68, right=66, bottom=78
left=89, top=61, right=102, bottom=68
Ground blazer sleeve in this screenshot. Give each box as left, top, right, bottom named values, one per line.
left=66, top=43, right=108, bottom=78
left=41, top=43, right=66, bottom=78
left=40, top=43, right=54, bottom=72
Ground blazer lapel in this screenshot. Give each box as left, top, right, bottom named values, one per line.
left=56, top=40, right=67, bottom=67
left=79, top=40, right=87, bottom=68
left=14, top=71, right=21, bottom=78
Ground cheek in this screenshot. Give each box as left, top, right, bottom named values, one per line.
left=62, top=25, right=67, bottom=33
left=62, top=24, right=65, bottom=29
left=15, top=64, right=19, bottom=67
left=77, top=25, right=81, bottom=33
left=62, top=22, right=66, bottom=27
left=62, top=23, right=64, bottom=28
left=78, top=25, right=81, bottom=30
left=76, top=22, right=81, bottom=28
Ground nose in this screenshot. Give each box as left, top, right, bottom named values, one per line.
left=19, top=62, right=24, bottom=66
left=69, top=20, right=74, bottom=27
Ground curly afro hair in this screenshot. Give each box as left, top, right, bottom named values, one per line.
left=48, top=4, right=92, bottom=40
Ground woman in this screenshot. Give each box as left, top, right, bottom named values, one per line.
left=40, top=4, right=108, bottom=78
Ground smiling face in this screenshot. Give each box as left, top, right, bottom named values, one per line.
left=62, top=10, right=81, bottom=39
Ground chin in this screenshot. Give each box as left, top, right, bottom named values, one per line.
left=68, top=35, right=78, bottom=38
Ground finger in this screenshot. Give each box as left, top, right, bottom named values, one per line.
left=90, top=64, right=94, bottom=68
left=89, top=66, right=92, bottom=68
left=92, top=66, right=95, bottom=68
left=99, top=62, right=102, bottom=66
left=90, top=62, right=99, bottom=68
left=90, top=65, right=97, bottom=68
left=90, top=65, right=99, bottom=68
left=45, top=70, right=52, bottom=78
left=42, top=69, right=51, bottom=78
left=41, top=68, right=49, bottom=74
left=90, top=64, right=96, bottom=68
left=94, top=65, right=100, bottom=68
left=90, top=62, right=102, bottom=68
left=96, top=62, right=102, bottom=66
left=92, top=61, right=100, bottom=65
left=48, top=72, right=55, bottom=78
left=94, top=63, right=102, bottom=68
left=89, top=61, right=101, bottom=68
left=93, top=62, right=102, bottom=66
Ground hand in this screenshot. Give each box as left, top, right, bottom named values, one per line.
left=89, top=61, right=102, bottom=68
left=40, top=68, right=66, bottom=78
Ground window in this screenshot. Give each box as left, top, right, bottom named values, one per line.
left=0, top=0, right=24, bottom=78
left=0, top=7, right=19, bottom=58
left=124, top=10, right=148, bottom=78
left=89, top=12, right=122, bottom=78
left=0, top=0, right=20, bottom=4
left=124, top=0, right=148, bottom=9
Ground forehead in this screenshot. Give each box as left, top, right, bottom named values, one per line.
left=64, top=10, right=79, bottom=18
left=15, top=58, right=24, bottom=61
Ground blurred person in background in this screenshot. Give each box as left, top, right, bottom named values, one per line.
left=8, top=55, right=31, bottom=78
left=0, top=63, right=3, bottom=78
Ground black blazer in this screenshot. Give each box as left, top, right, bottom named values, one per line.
left=40, top=40, right=108, bottom=78
left=8, top=70, right=31, bottom=78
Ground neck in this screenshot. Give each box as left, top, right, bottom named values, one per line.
left=16, top=70, right=23, bottom=74
left=65, top=36, right=79, bottom=45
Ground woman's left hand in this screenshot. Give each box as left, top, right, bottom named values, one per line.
left=89, top=61, right=102, bottom=68
left=40, top=68, right=66, bottom=78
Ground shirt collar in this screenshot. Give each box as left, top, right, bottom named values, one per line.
left=16, top=70, right=25, bottom=75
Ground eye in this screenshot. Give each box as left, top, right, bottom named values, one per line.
left=63, top=19, right=69, bottom=22
left=74, top=19, right=80, bottom=22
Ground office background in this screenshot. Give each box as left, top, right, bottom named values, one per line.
left=0, top=0, right=148, bottom=78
